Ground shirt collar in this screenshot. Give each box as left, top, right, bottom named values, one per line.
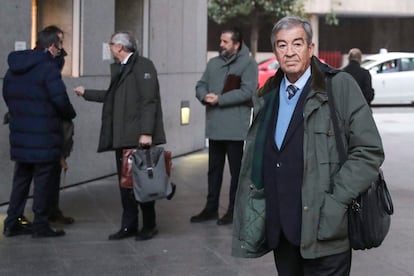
left=121, top=52, right=133, bottom=65
left=283, top=66, right=311, bottom=90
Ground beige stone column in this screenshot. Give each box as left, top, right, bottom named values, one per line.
left=308, top=14, right=319, bottom=57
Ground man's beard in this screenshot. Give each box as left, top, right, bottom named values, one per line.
left=220, top=47, right=233, bottom=58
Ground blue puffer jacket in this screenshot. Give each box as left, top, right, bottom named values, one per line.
left=2, top=49, right=76, bottom=163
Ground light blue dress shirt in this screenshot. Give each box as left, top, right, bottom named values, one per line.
left=275, top=67, right=311, bottom=149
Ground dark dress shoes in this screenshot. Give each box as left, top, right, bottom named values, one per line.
left=3, top=216, right=33, bottom=237
left=49, top=212, right=75, bottom=225
left=3, top=224, right=32, bottom=237
left=32, top=227, right=65, bottom=238
left=190, top=208, right=218, bottom=223
left=135, top=227, right=158, bottom=241
left=18, top=215, right=32, bottom=227
left=217, top=211, right=233, bottom=225
left=108, top=227, right=137, bottom=240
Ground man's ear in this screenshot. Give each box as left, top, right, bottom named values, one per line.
left=308, top=42, right=315, bottom=57
left=46, top=44, right=54, bottom=53
left=236, top=41, right=241, bottom=51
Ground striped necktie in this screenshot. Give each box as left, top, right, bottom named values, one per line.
left=287, top=84, right=298, bottom=99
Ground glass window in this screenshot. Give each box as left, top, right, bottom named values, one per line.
left=33, top=0, right=77, bottom=77
left=115, top=0, right=144, bottom=55
left=379, top=59, right=398, bottom=73
left=400, top=58, right=414, bottom=72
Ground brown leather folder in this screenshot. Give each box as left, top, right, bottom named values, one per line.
left=221, top=74, right=253, bottom=107
left=222, top=74, right=241, bottom=93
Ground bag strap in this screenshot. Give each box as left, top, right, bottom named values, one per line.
left=326, top=75, right=346, bottom=193
left=144, top=148, right=154, bottom=179
left=327, top=76, right=346, bottom=165
left=60, top=158, right=68, bottom=186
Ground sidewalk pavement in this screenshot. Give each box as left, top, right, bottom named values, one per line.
left=1, top=121, right=414, bottom=276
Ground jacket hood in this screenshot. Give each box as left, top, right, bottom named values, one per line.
left=7, top=49, right=53, bottom=74
left=238, top=42, right=250, bottom=58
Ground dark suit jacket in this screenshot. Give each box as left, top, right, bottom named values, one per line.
left=263, top=81, right=310, bottom=249
left=343, top=60, right=375, bottom=105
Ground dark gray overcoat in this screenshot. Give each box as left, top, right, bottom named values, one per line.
left=83, top=53, right=166, bottom=152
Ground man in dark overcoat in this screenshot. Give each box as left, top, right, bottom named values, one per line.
left=74, top=31, right=166, bottom=241
left=343, top=48, right=375, bottom=105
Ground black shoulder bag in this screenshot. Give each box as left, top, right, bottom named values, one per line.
left=326, top=76, right=394, bottom=250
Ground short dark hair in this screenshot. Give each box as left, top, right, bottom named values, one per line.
left=42, top=25, right=64, bottom=36
left=36, top=29, right=60, bottom=49
left=221, top=27, right=243, bottom=50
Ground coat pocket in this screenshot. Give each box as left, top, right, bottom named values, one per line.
left=238, top=186, right=267, bottom=252
left=317, top=193, right=348, bottom=241
left=313, top=117, right=339, bottom=164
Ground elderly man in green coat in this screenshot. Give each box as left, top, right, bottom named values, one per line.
left=232, top=16, right=384, bottom=275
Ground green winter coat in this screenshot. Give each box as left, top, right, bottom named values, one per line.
left=232, top=57, right=384, bottom=259
left=83, top=53, right=166, bottom=152
left=195, top=43, right=258, bottom=140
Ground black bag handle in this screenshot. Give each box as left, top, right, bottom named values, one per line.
left=143, top=148, right=154, bottom=179
left=378, top=171, right=394, bottom=215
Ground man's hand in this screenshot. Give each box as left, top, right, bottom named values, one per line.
left=139, top=135, right=152, bottom=148
left=204, top=93, right=219, bottom=105
left=74, top=86, right=85, bottom=96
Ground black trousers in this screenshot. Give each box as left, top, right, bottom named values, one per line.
left=115, top=149, right=155, bottom=230
left=206, top=140, right=244, bottom=212
left=273, top=234, right=351, bottom=276
left=49, top=164, right=63, bottom=216
left=4, top=161, right=60, bottom=232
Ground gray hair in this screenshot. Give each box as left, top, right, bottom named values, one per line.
left=270, top=16, right=313, bottom=51
left=111, top=31, right=138, bottom=53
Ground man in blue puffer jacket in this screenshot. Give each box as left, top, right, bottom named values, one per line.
left=2, top=29, right=76, bottom=238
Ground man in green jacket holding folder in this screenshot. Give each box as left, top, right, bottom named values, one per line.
left=192, top=28, right=258, bottom=225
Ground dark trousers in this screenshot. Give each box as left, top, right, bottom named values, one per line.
left=115, top=149, right=156, bottom=230
left=49, top=164, right=63, bottom=217
left=206, top=140, right=244, bottom=212
left=273, top=234, right=352, bottom=276
left=4, top=161, right=60, bottom=231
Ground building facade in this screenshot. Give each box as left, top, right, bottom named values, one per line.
left=306, top=0, right=414, bottom=65
left=208, top=0, right=414, bottom=66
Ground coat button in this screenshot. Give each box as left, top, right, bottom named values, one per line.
left=276, top=162, right=281, bottom=168
left=303, top=206, right=309, bottom=211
